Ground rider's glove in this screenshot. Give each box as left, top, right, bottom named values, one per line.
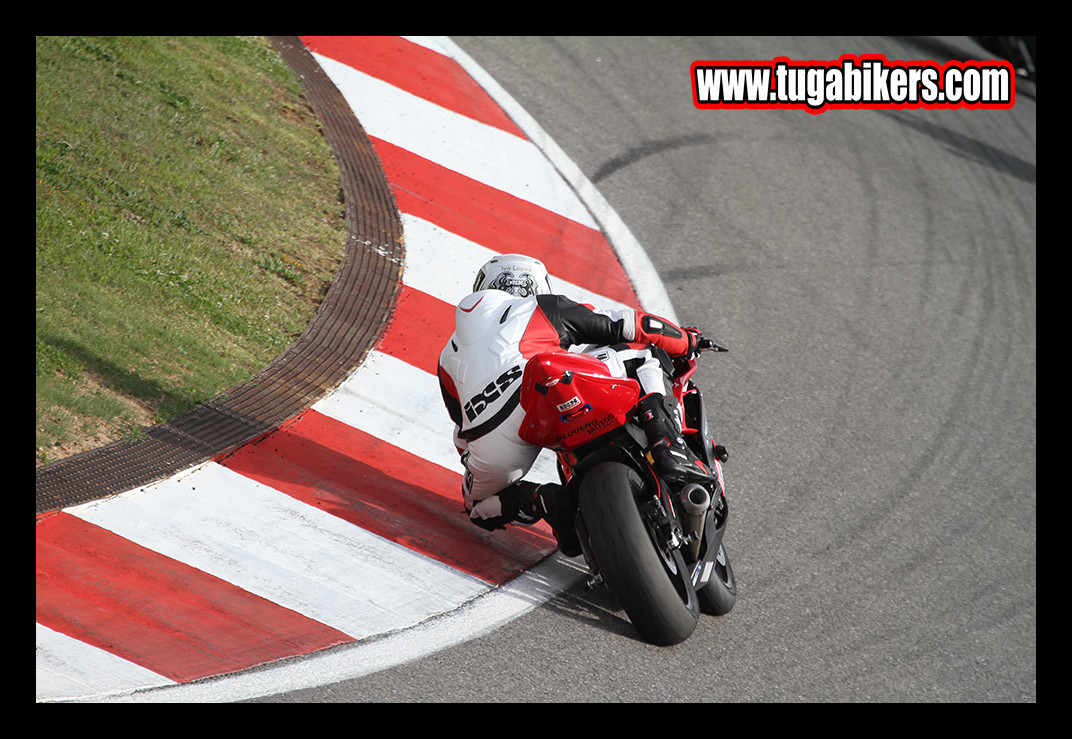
left=684, top=327, right=705, bottom=359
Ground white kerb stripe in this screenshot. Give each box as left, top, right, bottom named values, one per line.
left=36, top=623, right=174, bottom=703
left=311, top=53, right=597, bottom=230
left=401, top=213, right=633, bottom=314
left=68, top=463, right=487, bottom=640
left=314, top=350, right=461, bottom=472
left=314, top=350, right=561, bottom=484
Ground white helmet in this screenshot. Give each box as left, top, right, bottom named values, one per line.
left=473, top=254, right=552, bottom=298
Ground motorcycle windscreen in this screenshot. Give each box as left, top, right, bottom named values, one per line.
left=519, top=352, right=641, bottom=451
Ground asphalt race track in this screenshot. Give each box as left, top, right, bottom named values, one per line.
left=259, top=36, right=1035, bottom=703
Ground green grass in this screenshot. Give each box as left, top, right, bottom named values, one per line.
left=36, top=36, right=348, bottom=465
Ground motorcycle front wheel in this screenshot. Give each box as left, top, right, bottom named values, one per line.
left=579, top=461, right=699, bottom=646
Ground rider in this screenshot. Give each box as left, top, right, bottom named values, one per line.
left=437, top=254, right=711, bottom=553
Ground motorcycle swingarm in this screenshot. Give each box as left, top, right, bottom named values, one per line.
left=689, top=498, right=729, bottom=590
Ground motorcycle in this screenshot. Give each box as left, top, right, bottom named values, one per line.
left=519, top=335, right=736, bottom=646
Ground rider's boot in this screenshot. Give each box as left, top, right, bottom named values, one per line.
left=637, top=393, right=712, bottom=485
left=535, top=483, right=582, bottom=557
left=478, top=480, right=581, bottom=556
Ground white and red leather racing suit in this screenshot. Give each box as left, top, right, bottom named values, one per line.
left=437, top=289, right=693, bottom=526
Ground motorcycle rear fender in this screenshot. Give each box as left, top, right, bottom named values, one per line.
left=564, top=424, right=651, bottom=497
left=519, top=352, right=641, bottom=451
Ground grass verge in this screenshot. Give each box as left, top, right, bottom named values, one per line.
left=36, top=36, right=347, bottom=466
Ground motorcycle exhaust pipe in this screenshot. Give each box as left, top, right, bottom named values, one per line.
left=678, top=483, right=711, bottom=562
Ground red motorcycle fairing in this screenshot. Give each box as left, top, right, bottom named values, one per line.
left=519, top=352, right=641, bottom=452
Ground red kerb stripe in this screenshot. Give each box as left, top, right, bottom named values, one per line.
left=36, top=512, right=351, bottom=684
left=219, top=410, right=556, bottom=585
left=299, top=36, right=524, bottom=137
left=375, top=284, right=455, bottom=375
left=374, top=137, right=640, bottom=308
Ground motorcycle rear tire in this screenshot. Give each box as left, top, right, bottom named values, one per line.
left=579, top=461, right=699, bottom=646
